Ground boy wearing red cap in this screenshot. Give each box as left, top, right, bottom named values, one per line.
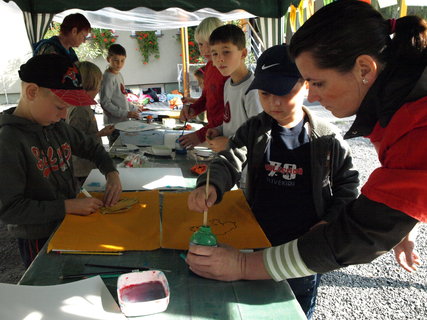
left=0, top=54, right=121, bottom=267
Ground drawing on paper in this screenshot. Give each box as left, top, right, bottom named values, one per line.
left=190, top=219, right=237, bottom=236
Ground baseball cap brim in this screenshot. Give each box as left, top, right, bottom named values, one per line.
left=51, top=89, right=97, bottom=106
left=246, top=73, right=300, bottom=96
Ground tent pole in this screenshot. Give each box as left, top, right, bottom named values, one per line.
left=180, top=27, right=190, bottom=97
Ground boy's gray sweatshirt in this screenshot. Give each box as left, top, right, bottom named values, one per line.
left=0, top=108, right=116, bottom=239
left=100, top=70, right=136, bottom=125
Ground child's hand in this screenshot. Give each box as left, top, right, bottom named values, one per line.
left=65, top=198, right=104, bottom=216
left=207, top=136, right=229, bottom=153
left=187, top=185, right=217, bottom=213
left=103, top=171, right=122, bottom=207
left=178, top=132, right=200, bottom=149
left=206, top=128, right=220, bottom=140
left=179, top=105, right=196, bottom=122
left=97, top=125, right=115, bottom=137
left=127, top=111, right=140, bottom=119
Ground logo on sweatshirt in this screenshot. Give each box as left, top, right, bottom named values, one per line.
left=264, top=161, right=303, bottom=187
left=31, top=143, right=72, bottom=178
left=223, top=101, right=231, bottom=123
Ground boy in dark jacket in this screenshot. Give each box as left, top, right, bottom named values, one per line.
left=187, top=45, right=359, bottom=319
left=0, top=54, right=122, bottom=268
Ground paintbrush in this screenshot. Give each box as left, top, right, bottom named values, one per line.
left=203, top=166, right=210, bottom=226
left=181, top=120, right=187, bottom=137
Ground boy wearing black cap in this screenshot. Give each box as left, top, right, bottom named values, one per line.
left=0, top=54, right=122, bottom=268
left=187, top=45, right=359, bottom=319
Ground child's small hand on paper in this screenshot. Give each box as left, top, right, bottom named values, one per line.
left=65, top=198, right=104, bottom=215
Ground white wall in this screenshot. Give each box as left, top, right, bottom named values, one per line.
left=0, top=1, right=183, bottom=98
left=90, top=29, right=183, bottom=88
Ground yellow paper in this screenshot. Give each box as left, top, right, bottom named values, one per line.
left=48, top=191, right=160, bottom=252
left=161, top=190, right=271, bottom=250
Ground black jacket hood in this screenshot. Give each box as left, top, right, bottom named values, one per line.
left=345, top=53, right=427, bottom=139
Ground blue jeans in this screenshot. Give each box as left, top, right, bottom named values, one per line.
left=287, top=274, right=322, bottom=319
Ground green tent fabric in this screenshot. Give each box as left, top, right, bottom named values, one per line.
left=4, top=0, right=298, bottom=18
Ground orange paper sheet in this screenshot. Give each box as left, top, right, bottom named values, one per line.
left=48, top=191, right=160, bottom=253
left=161, top=190, right=271, bottom=250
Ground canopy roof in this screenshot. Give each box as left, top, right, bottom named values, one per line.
left=5, top=0, right=297, bottom=18
left=54, top=7, right=255, bottom=31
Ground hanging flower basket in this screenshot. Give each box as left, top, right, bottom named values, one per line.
left=133, top=31, right=160, bottom=64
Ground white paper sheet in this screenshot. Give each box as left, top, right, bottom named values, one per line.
left=84, top=167, right=186, bottom=191
left=0, top=277, right=126, bottom=320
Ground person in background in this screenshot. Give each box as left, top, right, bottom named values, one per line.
left=187, top=45, right=359, bottom=318
left=183, top=67, right=206, bottom=104
left=185, top=0, right=425, bottom=291
left=178, top=17, right=228, bottom=149
left=0, top=54, right=121, bottom=268
left=100, top=44, right=140, bottom=146
left=33, top=13, right=90, bottom=63
left=206, top=24, right=262, bottom=153
left=193, top=67, right=205, bottom=91
left=66, top=61, right=115, bottom=188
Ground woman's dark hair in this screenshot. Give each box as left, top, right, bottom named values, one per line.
left=60, top=13, right=91, bottom=35
left=289, top=0, right=427, bottom=72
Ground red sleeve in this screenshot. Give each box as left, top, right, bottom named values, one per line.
left=362, top=98, right=427, bottom=222
left=190, top=89, right=207, bottom=115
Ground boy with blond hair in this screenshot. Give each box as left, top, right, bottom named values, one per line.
left=0, top=54, right=121, bottom=267
left=178, top=17, right=228, bottom=149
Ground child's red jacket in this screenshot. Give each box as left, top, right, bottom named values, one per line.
left=190, top=61, right=229, bottom=142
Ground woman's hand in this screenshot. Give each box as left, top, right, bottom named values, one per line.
left=186, top=243, right=246, bottom=281
left=394, top=224, right=421, bottom=272
left=65, top=198, right=103, bottom=216
left=187, top=185, right=217, bottom=213
left=103, top=171, right=122, bottom=207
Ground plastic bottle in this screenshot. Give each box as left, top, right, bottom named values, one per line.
left=175, top=136, right=187, bottom=155
left=190, top=225, right=217, bottom=246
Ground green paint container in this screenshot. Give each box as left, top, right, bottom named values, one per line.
left=190, top=225, right=217, bottom=246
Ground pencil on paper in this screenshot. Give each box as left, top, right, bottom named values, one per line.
left=81, top=188, right=92, bottom=198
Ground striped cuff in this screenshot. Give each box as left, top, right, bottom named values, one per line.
left=263, top=239, right=316, bottom=281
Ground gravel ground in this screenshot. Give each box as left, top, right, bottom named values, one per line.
left=0, top=108, right=425, bottom=319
